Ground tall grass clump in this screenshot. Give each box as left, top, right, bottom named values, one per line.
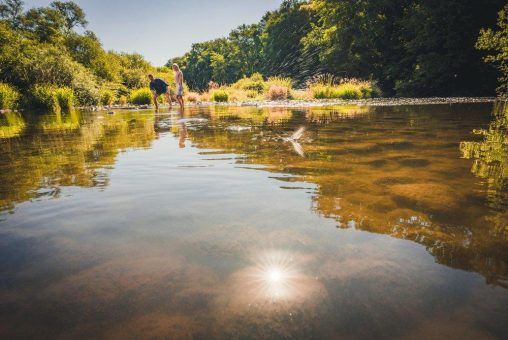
left=267, top=86, right=289, bottom=100
left=128, top=88, right=153, bottom=105
left=54, top=87, right=75, bottom=113
left=232, top=73, right=266, bottom=93
left=100, top=89, right=115, bottom=106
left=211, top=89, right=229, bottom=102
left=186, top=92, right=199, bottom=102
left=309, top=75, right=380, bottom=99
left=31, top=85, right=62, bottom=114
left=266, top=77, right=293, bottom=100
left=0, top=83, right=20, bottom=110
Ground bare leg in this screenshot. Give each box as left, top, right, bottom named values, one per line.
left=177, top=95, right=184, bottom=110
left=165, top=92, right=172, bottom=110
left=153, top=93, right=159, bottom=111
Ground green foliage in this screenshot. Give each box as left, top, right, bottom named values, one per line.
left=0, top=82, right=19, bottom=109
left=171, top=0, right=504, bottom=97
left=0, top=1, right=166, bottom=108
left=54, top=87, right=75, bottom=112
left=211, top=89, right=229, bottom=102
left=233, top=73, right=266, bottom=93
left=100, top=89, right=115, bottom=106
left=31, top=85, right=61, bottom=114
left=128, top=88, right=152, bottom=105
left=309, top=80, right=375, bottom=100
left=477, top=4, right=508, bottom=96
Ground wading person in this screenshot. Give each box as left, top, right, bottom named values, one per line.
left=172, top=64, right=184, bottom=109
left=148, top=74, right=172, bottom=112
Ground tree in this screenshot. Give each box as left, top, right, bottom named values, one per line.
left=50, top=1, right=87, bottom=30
left=0, top=0, right=24, bottom=28
left=477, top=4, right=508, bottom=96
left=262, top=0, right=317, bottom=82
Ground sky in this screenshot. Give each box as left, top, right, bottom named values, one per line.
left=23, top=0, right=283, bottom=66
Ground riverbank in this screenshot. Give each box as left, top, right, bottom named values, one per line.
left=77, top=97, right=497, bottom=112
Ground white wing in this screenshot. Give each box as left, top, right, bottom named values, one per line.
left=291, top=127, right=305, bottom=140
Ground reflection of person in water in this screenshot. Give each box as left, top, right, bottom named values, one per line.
left=178, top=108, right=187, bottom=148
left=153, top=108, right=187, bottom=147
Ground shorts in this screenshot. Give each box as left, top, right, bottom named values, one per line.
left=176, top=86, right=183, bottom=97
left=155, top=87, right=168, bottom=96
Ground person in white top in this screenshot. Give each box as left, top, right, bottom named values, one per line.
left=173, top=63, right=184, bottom=110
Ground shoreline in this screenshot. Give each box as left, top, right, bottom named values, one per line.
left=1, top=97, right=499, bottom=114
left=84, top=97, right=498, bottom=111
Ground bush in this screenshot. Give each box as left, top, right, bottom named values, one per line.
left=266, top=77, right=293, bottom=90
left=31, top=85, right=61, bottom=114
left=118, top=95, right=128, bottom=105
left=100, top=89, right=115, bottom=106
left=186, top=92, right=199, bottom=102
left=310, top=82, right=366, bottom=99
left=0, top=83, right=20, bottom=110
left=54, top=87, right=75, bottom=113
left=128, top=88, right=153, bottom=105
left=233, top=73, right=266, bottom=93
left=211, top=89, right=229, bottom=102
left=335, top=83, right=363, bottom=99
left=292, top=89, right=312, bottom=100
left=267, top=85, right=289, bottom=100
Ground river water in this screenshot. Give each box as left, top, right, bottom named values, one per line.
left=0, top=102, right=507, bottom=339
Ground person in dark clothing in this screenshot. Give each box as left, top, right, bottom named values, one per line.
left=148, top=74, right=172, bottom=111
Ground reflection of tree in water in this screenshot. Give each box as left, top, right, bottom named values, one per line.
left=187, top=105, right=508, bottom=288
left=0, top=111, right=156, bottom=212
left=0, top=112, right=26, bottom=138
left=460, top=101, right=508, bottom=211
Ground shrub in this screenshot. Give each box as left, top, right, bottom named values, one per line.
left=0, top=83, right=20, bottom=110
left=100, top=89, right=115, bottom=106
left=118, top=95, right=128, bottom=105
left=233, top=73, right=266, bottom=93
left=54, top=87, right=76, bottom=113
left=128, top=88, right=153, bottom=105
left=335, top=83, right=363, bottom=99
left=211, top=89, right=229, bottom=102
left=292, top=89, right=312, bottom=100
left=267, top=85, right=289, bottom=100
left=246, top=90, right=259, bottom=99
left=310, top=82, right=368, bottom=99
left=186, top=92, right=199, bottom=102
left=266, top=77, right=293, bottom=90
left=199, top=92, right=211, bottom=101
left=310, top=84, right=334, bottom=99
left=31, top=85, right=61, bottom=114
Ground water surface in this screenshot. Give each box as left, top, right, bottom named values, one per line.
left=0, top=102, right=507, bottom=339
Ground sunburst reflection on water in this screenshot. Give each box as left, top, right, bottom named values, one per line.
left=219, top=250, right=326, bottom=311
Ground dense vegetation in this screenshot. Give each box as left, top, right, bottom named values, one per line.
left=169, top=0, right=508, bottom=97
left=0, top=0, right=173, bottom=110
left=1, top=0, right=508, bottom=110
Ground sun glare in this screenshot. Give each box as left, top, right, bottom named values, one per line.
left=268, top=268, right=283, bottom=284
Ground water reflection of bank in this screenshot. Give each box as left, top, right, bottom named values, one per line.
left=0, top=110, right=156, bottom=212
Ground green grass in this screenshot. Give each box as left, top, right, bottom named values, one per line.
left=128, top=88, right=153, bottom=105
left=0, top=83, right=20, bottom=110
left=211, top=89, right=229, bottom=102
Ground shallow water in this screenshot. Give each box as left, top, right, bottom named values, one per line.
left=0, top=103, right=507, bottom=339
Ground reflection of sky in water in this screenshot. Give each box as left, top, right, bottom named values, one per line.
left=0, top=104, right=507, bottom=338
